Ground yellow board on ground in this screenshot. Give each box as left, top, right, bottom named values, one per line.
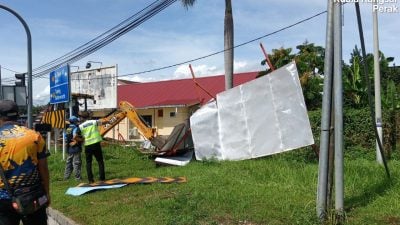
left=66, top=177, right=187, bottom=196
left=77, top=176, right=187, bottom=187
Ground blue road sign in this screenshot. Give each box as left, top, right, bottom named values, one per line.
left=50, top=65, right=70, bottom=104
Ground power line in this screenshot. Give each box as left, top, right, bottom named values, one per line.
left=104, top=9, right=328, bottom=80
left=0, top=66, right=20, bottom=74
left=48, top=8, right=327, bottom=82
left=32, top=0, right=177, bottom=79
left=4, top=7, right=327, bottom=83
left=31, top=0, right=163, bottom=74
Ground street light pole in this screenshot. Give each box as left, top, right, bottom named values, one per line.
left=86, top=61, right=103, bottom=69
left=0, top=4, right=33, bottom=128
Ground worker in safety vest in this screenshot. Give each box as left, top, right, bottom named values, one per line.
left=78, top=112, right=105, bottom=183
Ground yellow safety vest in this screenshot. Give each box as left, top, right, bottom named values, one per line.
left=79, top=120, right=102, bottom=146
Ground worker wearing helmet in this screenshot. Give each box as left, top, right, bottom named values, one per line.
left=64, top=116, right=83, bottom=181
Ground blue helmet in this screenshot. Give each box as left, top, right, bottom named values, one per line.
left=69, top=116, right=80, bottom=123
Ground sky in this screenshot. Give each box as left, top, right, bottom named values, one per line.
left=0, top=0, right=399, bottom=105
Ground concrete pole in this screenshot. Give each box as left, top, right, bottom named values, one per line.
left=54, top=104, right=58, bottom=154
left=47, top=131, right=51, bottom=153
left=333, top=2, right=344, bottom=220
left=373, top=2, right=383, bottom=164
left=224, top=0, right=234, bottom=90
left=0, top=65, right=2, bottom=100
left=62, top=128, right=66, bottom=160
left=317, top=0, right=334, bottom=221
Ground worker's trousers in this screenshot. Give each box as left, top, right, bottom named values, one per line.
left=84, top=142, right=105, bottom=183
left=64, top=152, right=82, bottom=180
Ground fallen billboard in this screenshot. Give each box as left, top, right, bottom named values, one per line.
left=190, top=62, right=314, bottom=161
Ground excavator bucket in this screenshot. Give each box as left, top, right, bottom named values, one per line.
left=158, top=123, right=186, bottom=152
left=149, top=136, right=166, bottom=150
left=156, top=121, right=193, bottom=156
left=141, top=120, right=193, bottom=156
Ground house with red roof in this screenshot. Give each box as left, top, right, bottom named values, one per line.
left=106, top=71, right=258, bottom=141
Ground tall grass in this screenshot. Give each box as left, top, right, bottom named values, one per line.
left=48, top=144, right=400, bottom=225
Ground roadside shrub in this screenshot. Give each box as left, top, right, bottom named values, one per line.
left=290, top=107, right=399, bottom=162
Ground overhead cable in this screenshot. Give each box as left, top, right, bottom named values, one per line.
left=32, top=0, right=177, bottom=79
left=66, top=9, right=328, bottom=81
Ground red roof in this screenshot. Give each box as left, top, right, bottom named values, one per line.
left=118, top=71, right=259, bottom=108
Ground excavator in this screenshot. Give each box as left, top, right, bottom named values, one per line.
left=98, top=101, right=192, bottom=156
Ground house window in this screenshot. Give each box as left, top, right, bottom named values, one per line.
left=141, top=115, right=152, bottom=127
left=158, top=109, right=163, bottom=117
left=169, top=112, right=176, bottom=117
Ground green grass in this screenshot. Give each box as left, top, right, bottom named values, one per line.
left=48, top=144, right=400, bottom=225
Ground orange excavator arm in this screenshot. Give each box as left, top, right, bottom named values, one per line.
left=118, top=101, right=155, bottom=140
left=99, top=101, right=166, bottom=149
left=99, top=110, right=127, bottom=136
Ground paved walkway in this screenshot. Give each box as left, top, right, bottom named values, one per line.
left=48, top=215, right=59, bottom=225
left=47, top=207, right=78, bottom=225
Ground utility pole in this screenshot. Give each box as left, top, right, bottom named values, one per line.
left=317, top=0, right=334, bottom=220
left=317, top=0, right=344, bottom=222
left=224, top=0, right=234, bottom=90
left=372, top=2, right=383, bottom=164
left=333, top=2, right=344, bottom=219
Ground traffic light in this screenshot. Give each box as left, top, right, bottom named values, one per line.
left=15, top=73, right=26, bottom=86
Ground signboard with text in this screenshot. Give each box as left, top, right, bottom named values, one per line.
left=50, top=65, right=70, bottom=104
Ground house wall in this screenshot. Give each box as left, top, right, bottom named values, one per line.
left=103, top=106, right=190, bottom=141
left=154, top=107, right=189, bottom=136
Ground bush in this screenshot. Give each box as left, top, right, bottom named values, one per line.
left=305, top=107, right=399, bottom=161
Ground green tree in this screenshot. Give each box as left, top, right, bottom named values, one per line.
left=343, top=55, right=367, bottom=107
left=344, top=45, right=396, bottom=107
left=258, top=47, right=295, bottom=77
left=181, top=0, right=234, bottom=90
left=294, top=41, right=325, bottom=76
left=258, top=42, right=324, bottom=110
left=382, top=80, right=400, bottom=155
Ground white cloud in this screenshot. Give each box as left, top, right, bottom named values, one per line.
left=173, top=64, right=223, bottom=79
left=172, top=60, right=263, bottom=80
left=120, top=75, right=159, bottom=83
left=234, top=60, right=263, bottom=72
left=34, top=85, right=50, bottom=106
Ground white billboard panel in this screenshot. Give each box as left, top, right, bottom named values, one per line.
left=190, top=62, right=314, bottom=161
left=70, top=65, right=117, bottom=110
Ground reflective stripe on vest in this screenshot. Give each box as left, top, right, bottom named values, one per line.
left=79, top=121, right=102, bottom=146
